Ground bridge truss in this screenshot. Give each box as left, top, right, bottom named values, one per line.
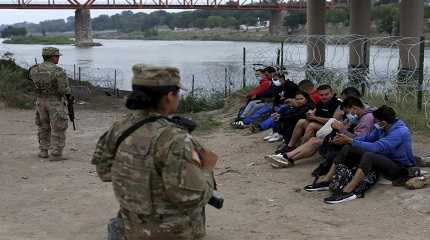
left=0, top=0, right=334, bottom=11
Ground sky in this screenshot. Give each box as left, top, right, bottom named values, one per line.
left=0, top=9, right=156, bottom=25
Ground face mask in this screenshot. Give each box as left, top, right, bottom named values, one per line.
left=346, top=113, right=359, bottom=125
left=272, top=80, right=282, bottom=87
left=374, top=122, right=384, bottom=130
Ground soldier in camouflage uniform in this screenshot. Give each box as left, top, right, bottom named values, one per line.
left=92, top=64, right=217, bottom=240
left=29, top=47, right=71, bottom=160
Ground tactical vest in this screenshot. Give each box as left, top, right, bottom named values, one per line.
left=29, top=63, right=60, bottom=98
left=111, top=119, right=168, bottom=216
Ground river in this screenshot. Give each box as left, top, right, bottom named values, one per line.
left=1, top=39, right=429, bottom=91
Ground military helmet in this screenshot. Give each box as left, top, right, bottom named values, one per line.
left=42, top=47, right=62, bottom=57
left=132, top=64, right=186, bottom=90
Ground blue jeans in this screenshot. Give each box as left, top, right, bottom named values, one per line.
left=243, top=104, right=272, bottom=125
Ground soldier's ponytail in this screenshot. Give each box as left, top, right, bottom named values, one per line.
left=126, top=85, right=179, bottom=110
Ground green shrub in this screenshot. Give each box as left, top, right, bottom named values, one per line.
left=0, top=60, right=34, bottom=108
left=178, top=90, right=225, bottom=113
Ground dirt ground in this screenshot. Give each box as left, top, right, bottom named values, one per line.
left=1, top=104, right=430, bottom=240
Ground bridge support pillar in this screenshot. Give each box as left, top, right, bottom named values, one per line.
left=269, top=10, right=283, bottom=36
left=306, top=0, right=326, bottom=81
left=75, top=8, right=99, bottom=47
left=398, top=0, right=424, bottom=85
left=349, top=0, right=371, bottom=94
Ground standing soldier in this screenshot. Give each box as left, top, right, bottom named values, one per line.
left=29, top=47, right=72, bottom=161
left=91, top=64, right=217, bottom=240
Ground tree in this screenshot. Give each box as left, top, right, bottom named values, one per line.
left=326, top=9, right=349, bottom=25
left=92, top=15, right=112, bottom=31
left=39, top=19, right=67, bottom=33
left=192, top=18, right=208, bottom=29
left=371, top=4, right=399, bottom=35
left=1, top=26, right=27, bottom=38
left=223, top=17, right=239, bottom=29
left=207, top=16, right=225, bottom=28
left=284, top=12, right=306, bottom=30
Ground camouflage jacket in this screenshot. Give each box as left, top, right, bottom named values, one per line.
left=91, top=111, right=214, bottom=239
left=29, top=62, right=71, bottom=98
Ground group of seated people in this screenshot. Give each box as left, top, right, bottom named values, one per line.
left=232, top=66, right=420, bottom=204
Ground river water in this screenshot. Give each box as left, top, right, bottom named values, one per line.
left=1, top=38, right=429, bottom=91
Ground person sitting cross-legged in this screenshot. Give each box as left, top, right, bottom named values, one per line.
left=304, top=106, right=416, bottom=204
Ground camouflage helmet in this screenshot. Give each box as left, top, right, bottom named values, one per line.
left=42, top=47, right=62, bottom=57
left=131, top=64, right=186, bottom=90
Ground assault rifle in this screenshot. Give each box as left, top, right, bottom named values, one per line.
left=66, top=95, right=76, bottom=130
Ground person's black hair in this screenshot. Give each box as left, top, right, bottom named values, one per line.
left=264, top=66, right=276, bottom=74
left=317, top=84, right=332, bottom=91
left=373, top=105, right=397, bottom=124
left=341, top=86, right=361, bottom=98
left=341, top=96, right=364, bottom=109
left=298, top=79, right=314, bottom=89
left=294, top=90, right=311, bottom=102
left=126, top=85, right=180, bottom=110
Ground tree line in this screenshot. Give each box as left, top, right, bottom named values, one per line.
left=2, top=4, right=430, bottom=37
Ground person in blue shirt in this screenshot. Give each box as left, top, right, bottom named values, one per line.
left=304, top=105, right=416, bottom=204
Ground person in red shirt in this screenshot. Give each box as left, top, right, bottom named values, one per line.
left=298, top=79, right=320, bottom=104
left=246, top=66, right=276, bottom=100
left=232, top=66, right=277, bottom=128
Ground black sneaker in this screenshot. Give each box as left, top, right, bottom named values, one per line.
left=324, top=192, right=358, bottom=204
left=304, top=181, right=330, bottom=192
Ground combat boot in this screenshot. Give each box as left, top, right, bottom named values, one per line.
left=38, top=150, right=49, bottom=158
left=50, top=149, right=67, bottom=161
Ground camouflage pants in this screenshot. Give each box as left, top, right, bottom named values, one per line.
left=115, top=208, right=206, bottom=240
left=35, top=98, right=68, bottom=152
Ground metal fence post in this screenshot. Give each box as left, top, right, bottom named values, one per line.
left=418, top=36, right=425, bottom=112
left=114, top=69, right=118, bottom=97
left=191, top=74, right=195, bottom=98
left=224, top=68, right=228, bottom=98
left=276, top=49, right=281, bottom=66
left=78, top=66, right=81, bottom=84
left=281, top=41, right=284, bottom=70
left=242, top=47, right=246, bottom=88
left=73, top=64, right=76, bottom=81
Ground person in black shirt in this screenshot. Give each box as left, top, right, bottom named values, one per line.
left=284, top=85, right=341, bottom=152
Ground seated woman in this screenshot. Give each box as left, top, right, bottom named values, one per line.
left=266, top=97, right=375, bottom=168
left=304, top=106, right=416, bottom=204
left=264, top=90, right=314, bottom=168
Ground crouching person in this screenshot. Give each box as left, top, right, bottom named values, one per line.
left=304, top=106, right=416, bottom=204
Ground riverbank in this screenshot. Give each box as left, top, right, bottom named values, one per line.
left=93, top=29, right=430, bottom=47
left=93, top=29, right=288, bottom=43
left=2, top=36, right=74, bottom=45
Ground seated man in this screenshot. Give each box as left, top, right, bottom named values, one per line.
left=267, top=92, right=372, bottom=168
left=304, top=106, right=416, bottom=204
left=232, top=66, right=276, bottom=128
left=278, top=85, right=341, bottom=154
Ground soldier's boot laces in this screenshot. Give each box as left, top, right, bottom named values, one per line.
left=50, top=150, right=67, bottom=161
left=38, top=150, right=49, bottom=159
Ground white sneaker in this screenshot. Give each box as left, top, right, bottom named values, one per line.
left=264, top=132, right=275, bottom=141
left=264, top=154, right=290, bottom=168
left=268, top=133, right=282, bottom=143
